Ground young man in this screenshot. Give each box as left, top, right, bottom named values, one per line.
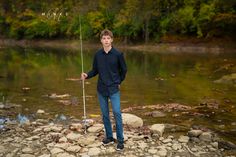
left=80, top=29, right=127, bottom=151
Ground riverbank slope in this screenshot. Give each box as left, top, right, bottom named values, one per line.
left=0, top=38, right=235, bottom=53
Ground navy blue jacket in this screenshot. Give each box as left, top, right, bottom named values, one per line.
left=86, top=47, right=127, bottom=96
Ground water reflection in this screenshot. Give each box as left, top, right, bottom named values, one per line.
left=0, top=47, right=236, bottom=141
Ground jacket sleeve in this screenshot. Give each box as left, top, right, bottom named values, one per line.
left=118, top=53, right=127, bottom=83
left=86, top=55, right=98, bottom=79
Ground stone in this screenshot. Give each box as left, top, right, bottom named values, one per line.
left=38, top=155, right=50, bottom=157
left=199, top=132, right=212, bottom=142
left=36, top=119, right=48, bottom=124
left=178, top=136, right=189, bottom=143
left=36, top=109, right=45, bottom=114
left=50, top=126, right=63, bottom=132
left=22, top=147, right=34, bottom=154
left=150, top=124, right=165, bottom=137
left=3, top=137, right=14, bottom=143
left=211, top=142, right=218, bottom=148
left=50, top=148, right=64, bottom=155
left=87, top=124, right=103, bottom=133
left=66, top=132, right=82, bottom=141
left=54, top=143, right=70, bottom=149
left=56, top=152, right=75, bottom=157
left=151, top=111, right=166, bottom=118
left=122, top=113, right=143, bottom=128
left=33, top=128, right=43, bottom=133
left=167, top=135, right=174, bottom=139
left=191, top=148, right=198, bottom=152
left=162, top=139, right=172, bottom=144
left=59, top=136, right=68, bottom=143
left=172, top=143, right=182, bottom=151
left=46, top=143, right=54, bottom=150
left=131, top=135, right=144, bottom=141
left=165, top=143, right=172, bottom=147
left=0, top=145, right=7, bottom=153
left=138, top=142, right=148, bottom=150
left=148, top=148, right=157, bottom=154
left=43, top=127, right=52, bottom=132
left=157, top=149, right=167, bottom=157
left=105, top=147, right=115, bottom=154
left=78, top=136, right=96, bottom=146
left=20, top=154, right=35, bottom=157
left=66, top=146, right=81, bottom=153
left=26, top=135, right=40, bottom=141
left=69, top=123, right=83, bottom=131
left=88, top=147, right=101, bottom=156
left=214, top=73, right=236, bottom=84
left=87, top=142, right=102, bottom=148
left=190, top=137, right=201, bottom=143
left=188, top=130, right=203, bottom=137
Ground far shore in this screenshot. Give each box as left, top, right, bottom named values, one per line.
left=0, top=38, right=236, bottom=53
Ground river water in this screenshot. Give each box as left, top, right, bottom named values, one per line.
left=0, top=46, right=236, bottom=142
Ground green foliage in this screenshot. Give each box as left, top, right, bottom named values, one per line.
left=174, top=6, right=196, bottom=34
left=87, top=11, right=107, bottom=36
left=114, top=0, right=142, bottom=40
left=196, top=3, right=216, bottom=37
left=0, top=15, right=6, bottom=35
left=159, top=16, right=172, bottom=35
left=25, top=20, right=58, bottom=39
left=0, top=0, right=235, bottom=41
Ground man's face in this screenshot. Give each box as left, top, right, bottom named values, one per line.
left=101, top=35, right=113, bottom=47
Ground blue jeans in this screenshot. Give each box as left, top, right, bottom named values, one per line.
left=98, top=91, right=124, bottom=144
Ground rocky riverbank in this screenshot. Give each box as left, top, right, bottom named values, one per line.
left=0, top=38, right=235, bottom=53
left=1, top=109, right=236, bottom=157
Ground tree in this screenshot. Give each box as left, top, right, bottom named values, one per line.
left=114, top=0, right=141, bottom=44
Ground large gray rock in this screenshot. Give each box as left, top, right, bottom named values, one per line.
left=122, top=113, right=143, bottom=128
left=150, top=124, right=165, bottom=137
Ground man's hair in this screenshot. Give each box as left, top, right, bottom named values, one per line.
left=100, top=29, right=113, bottom=39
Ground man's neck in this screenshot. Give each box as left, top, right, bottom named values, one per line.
left=103, top=46, right=112, bottom=53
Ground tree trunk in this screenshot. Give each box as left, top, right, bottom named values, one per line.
left=123, top=36, right=128, bottom=45
left=145, top=19, right=149, bottom=44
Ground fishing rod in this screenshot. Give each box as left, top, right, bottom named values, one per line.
left=79, top=15, right=87, bottom=134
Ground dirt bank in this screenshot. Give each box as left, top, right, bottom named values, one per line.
left=0, top=38, right=235, bottom=53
